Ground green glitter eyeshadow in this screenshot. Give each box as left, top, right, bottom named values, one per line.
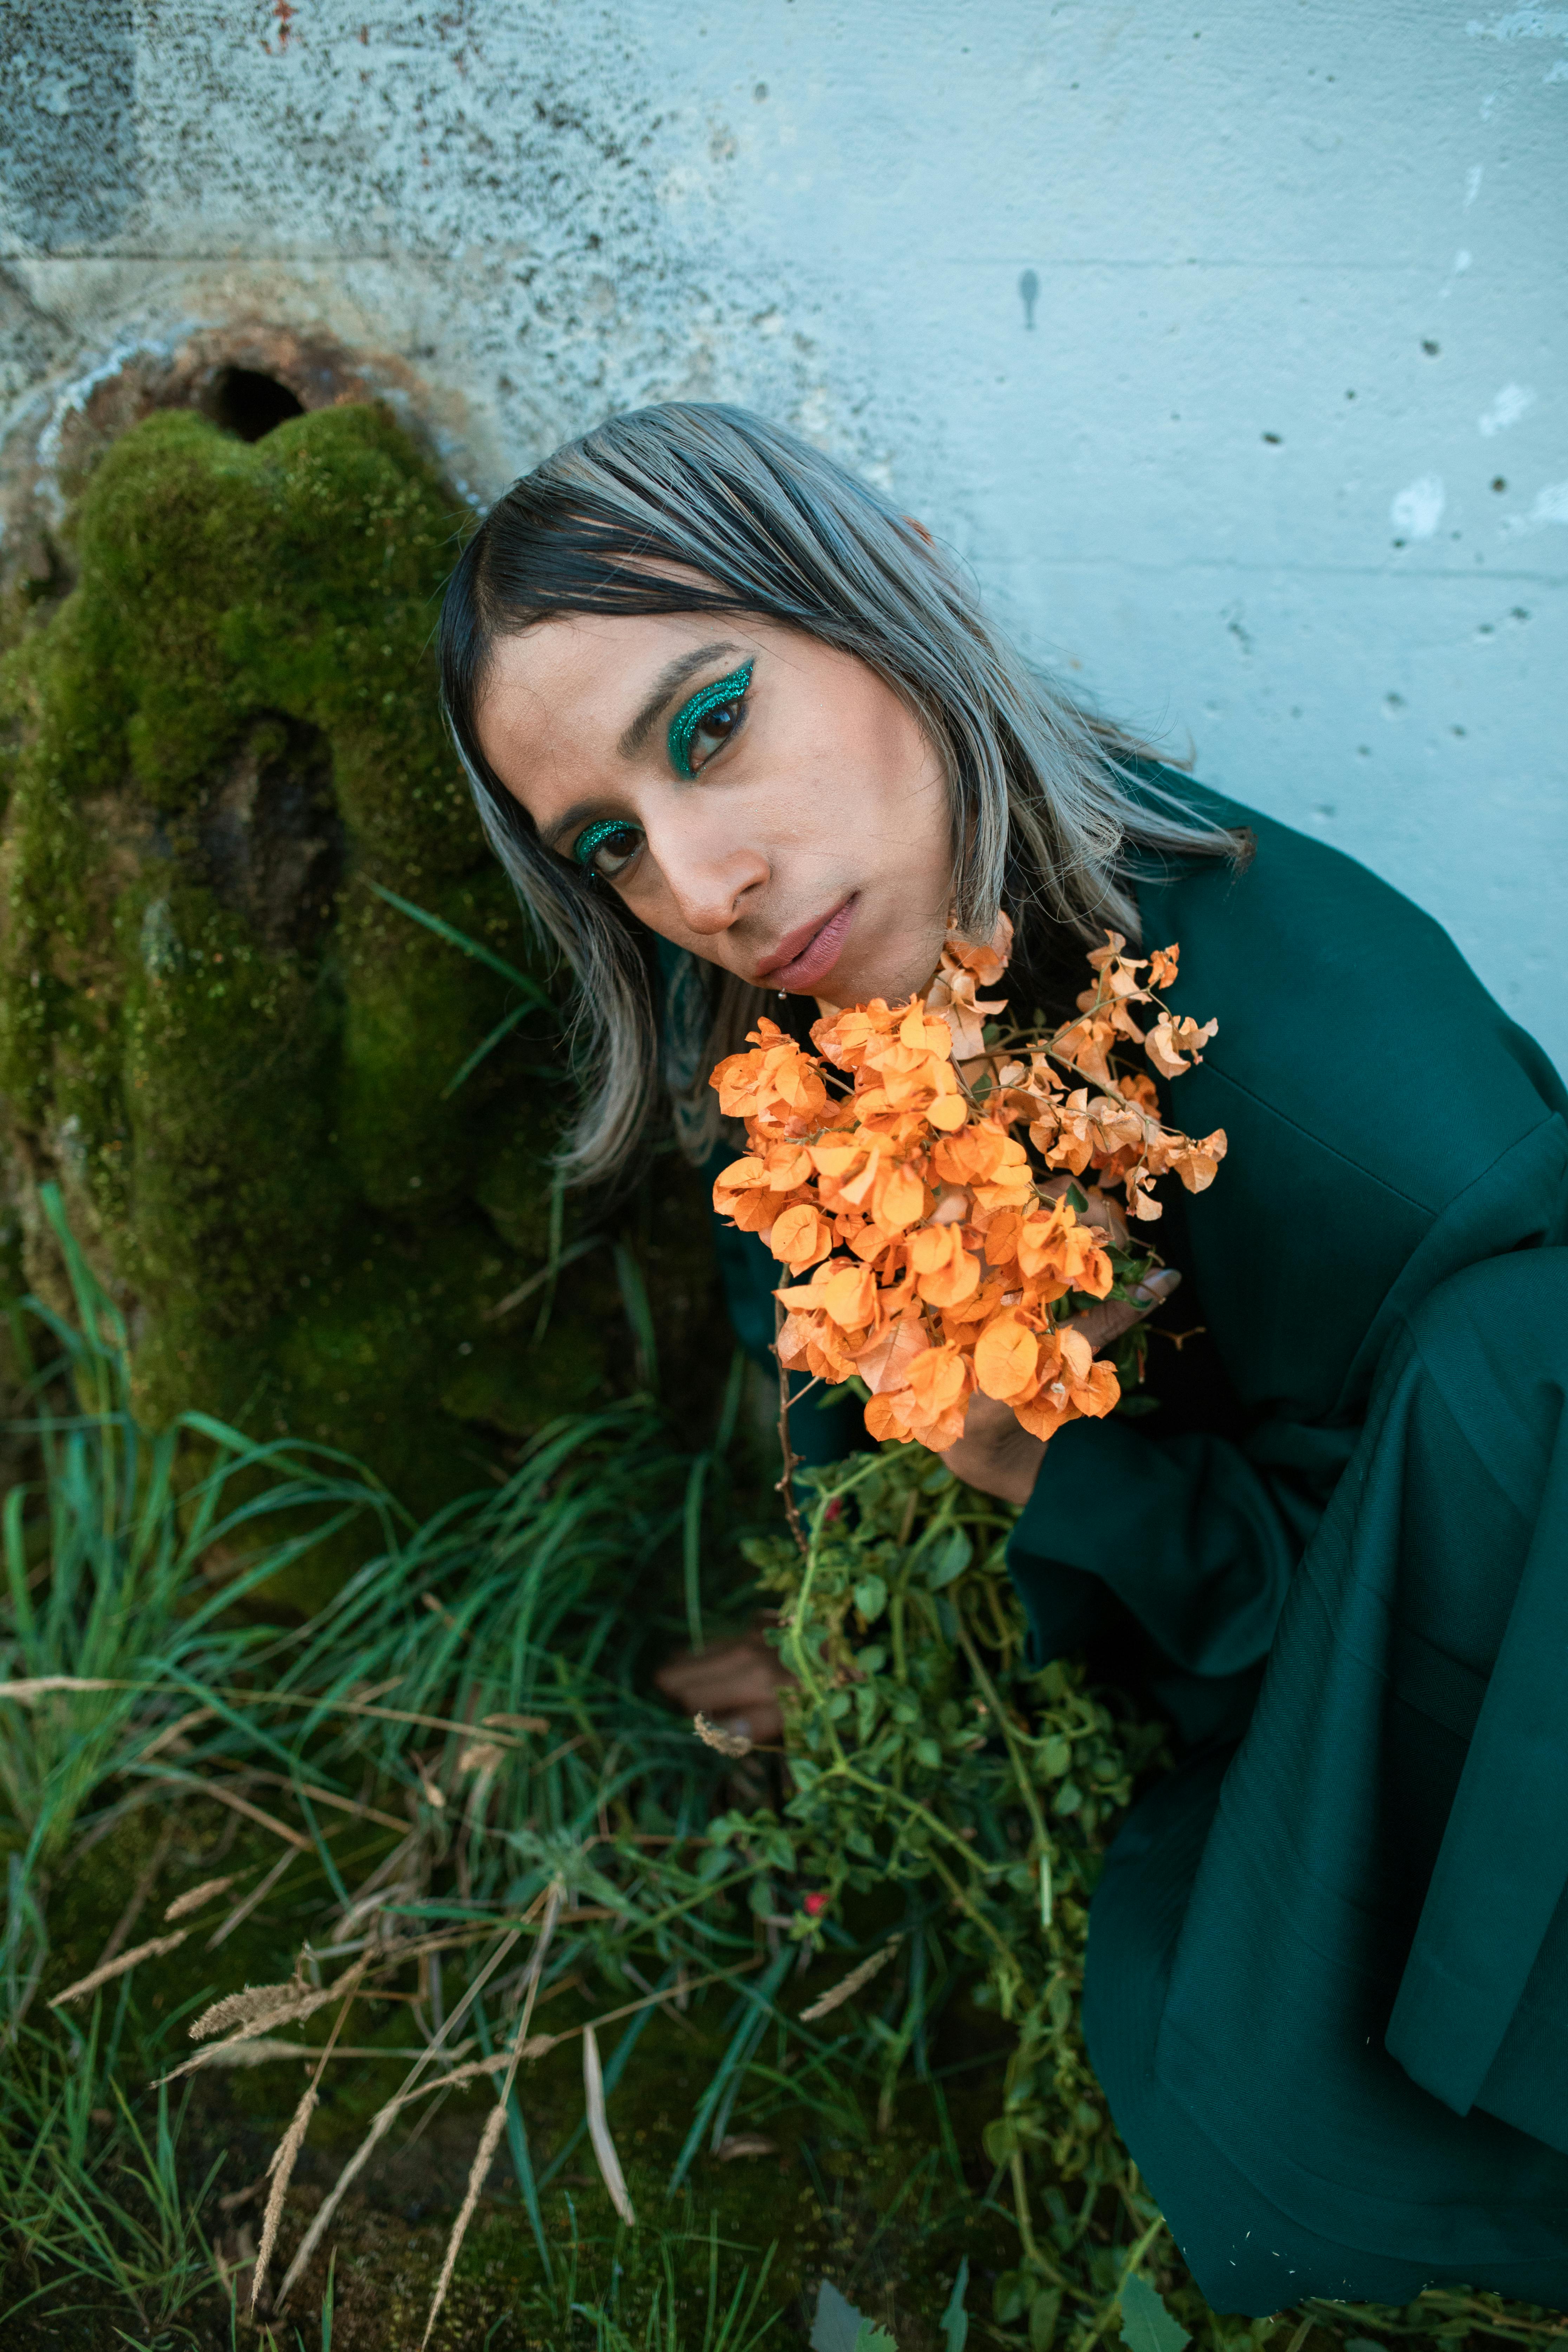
left=573, top=817, right=641, bottom=871
left=667, top=661, right=753, bottom=778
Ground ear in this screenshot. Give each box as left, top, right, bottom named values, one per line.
left=903, top=514, right=933, bottom=545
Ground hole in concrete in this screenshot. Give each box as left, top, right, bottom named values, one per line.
left=210, top=367, right=305, bottom=443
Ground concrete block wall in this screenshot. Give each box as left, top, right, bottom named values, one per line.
left=3, top=1, right=1563, bottom=1063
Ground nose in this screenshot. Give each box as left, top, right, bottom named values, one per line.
left=656, top=821, right=769, bottom=939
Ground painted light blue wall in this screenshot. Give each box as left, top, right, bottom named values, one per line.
left=3, top=2, right=1563, bottom=1062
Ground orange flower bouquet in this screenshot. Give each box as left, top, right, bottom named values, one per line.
left=709, top=921, right=1227, bottom=1455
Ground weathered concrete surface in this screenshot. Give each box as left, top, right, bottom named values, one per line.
left=3, top=1, right=1564, bottom=1061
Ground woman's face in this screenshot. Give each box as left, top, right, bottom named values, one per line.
left=475, top=610, right=955, bottom=1002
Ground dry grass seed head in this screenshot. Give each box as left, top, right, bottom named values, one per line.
left=49, top=1930, right=189, bottom=2008
left=274, top=2102, right=397, bottom=2311
left=419, top=1884, right=565, bottom=2347
left=798, top=1935, right=902, bottom=2024
left=190, top=1969, right=307, bottom=2042
left=276, top=1920, right=532, bottom=2311
left=251, top=2083, right=318, bottom=2311
left=163, top=1874, right=240, bottom=1922
left=421, top=2102, right=509, bottom=2350
left=693, top=1710, right=754, bottom=1759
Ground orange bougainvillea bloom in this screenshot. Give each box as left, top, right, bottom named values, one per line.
left=711, top=920, right=1226, bottom=1459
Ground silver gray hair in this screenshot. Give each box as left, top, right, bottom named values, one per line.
left=439, top=401, right=1244, bottom=1189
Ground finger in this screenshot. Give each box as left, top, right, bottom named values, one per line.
left=1131, top=1267, right=1182, bottom=1310
left=1065, top=1267, right=1181, bottom=1354
left=1067, top=1298, right=1141, bottom=1353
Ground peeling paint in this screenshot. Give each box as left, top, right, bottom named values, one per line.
left=1478, top=383, right=1538, bottom=437
left=1389, top=476, right=1446, bottom=540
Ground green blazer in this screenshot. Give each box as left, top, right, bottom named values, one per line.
left=705, top=783, right=1568, bottom=2282
left=1004, top=783, right=1567, bottom=1720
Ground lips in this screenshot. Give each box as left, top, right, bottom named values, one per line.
left=755, top=896, right=858, bottom=993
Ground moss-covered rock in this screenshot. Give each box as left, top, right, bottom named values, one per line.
left=0, top=401, right=710, bottom=1586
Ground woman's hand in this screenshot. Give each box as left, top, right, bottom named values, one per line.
left=939, top=1268, right=1181, bottom=1507
left=654, top=1626, right=790, bottom=1744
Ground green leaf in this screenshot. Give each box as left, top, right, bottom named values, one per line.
left=811, top=2280, right=895, bottom=2352
left=854, top=1573, right=888, bottom=1622
left=1118, top=2274, right=1191, bottom=2352
left=927, top=1527, right=972, bottom=1589
left=993, top=2271, right=1030, bottom=2325
left=1029, top=2288, right=1063, bottom=2352
left=941, top=2257, right=970, bottom=2352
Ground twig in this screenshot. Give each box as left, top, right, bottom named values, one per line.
left=774, top=1303, right=809, bottom=1560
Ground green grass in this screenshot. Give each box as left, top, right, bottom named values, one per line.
left=3, top=1209, right=1566, bottom=2352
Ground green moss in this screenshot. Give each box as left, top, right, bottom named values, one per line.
left=0, top=403, right=674, bottom=1594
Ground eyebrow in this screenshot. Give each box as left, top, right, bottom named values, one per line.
left=539, top=640, right=747, bottom=856
left=616, top=640, right=745, bottom=762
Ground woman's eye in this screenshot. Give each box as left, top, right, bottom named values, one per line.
left=667, top=660, right=753, bottom=778
left=573, top=819, right=644, bottom=880
left=686, top=699, right=743, bottom=771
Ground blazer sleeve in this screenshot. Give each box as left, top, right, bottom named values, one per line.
left=1007, top=1410, right=1354, bottom=1681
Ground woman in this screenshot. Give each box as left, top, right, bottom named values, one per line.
left=439, top=402, right=1568, bottom=2314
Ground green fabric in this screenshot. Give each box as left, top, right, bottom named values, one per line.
left=1006, top=782, right=1568, bottom=2306
left=1085, top=1250, right=1568, bottom=2311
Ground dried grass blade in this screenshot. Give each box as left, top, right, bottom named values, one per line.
left=274, top=1921, right=528, bottom=2309
left=164, top=1873, right=241, bottom=1922
left=250, top=2082, right=317, bottom=2311
left=582, top=2023, right=637, bottom=2226
left=242, top=1768, right=408, bottom=1835
left=50, top=1929, right=188, bottom=2008
left=0, top=1675, right=127, bottom=1701
left=214, top=1685, right=539, bottom=1746
left=160, top=1773, right=311, bottom=1850
left=420, top=1882, right=564, bottom=2350
left=94, top=1818, right=177, bottom=1972
left=207, top=1845, right=298, bottom=1949
left=798, top=1935, right=902, bottom=2024
left=329, top=1878, right=418, bottom=1946
left=138, top=1704, right=218, bottom=1763
left=273, top=2103, right=398, bottom=2309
